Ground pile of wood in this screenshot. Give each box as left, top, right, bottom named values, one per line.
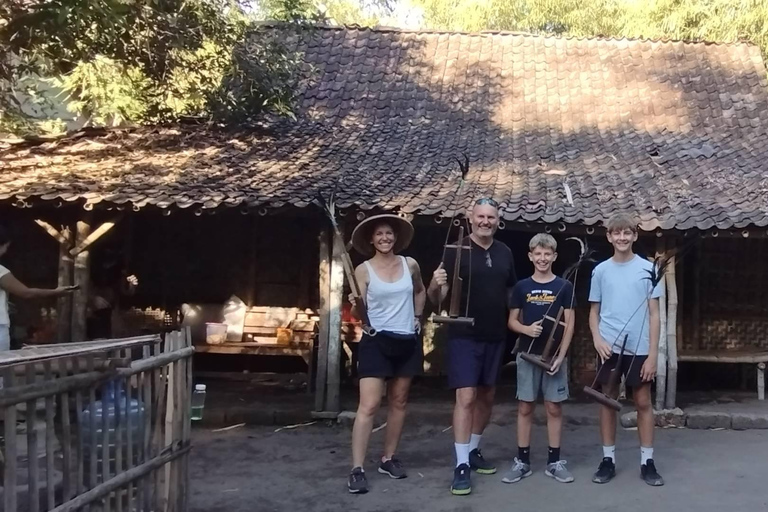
left=241, top=307, right=318, bottom=346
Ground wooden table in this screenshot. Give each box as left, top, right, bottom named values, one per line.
left=679, top=350, right=768, bottom=400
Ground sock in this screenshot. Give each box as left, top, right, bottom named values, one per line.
left=603, top=445, right=616, bottom=462
left=469, top=433, right=482, bottom=452
left=518, top=446, right=531, bottom=465
left=455, top=443, right=470, bottom=467
left=547, top=447, right=561, bottom=464
left=641, top=446, right=653, bottom=465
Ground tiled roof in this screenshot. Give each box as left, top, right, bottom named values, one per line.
left=3, top=26, right=768, bottom=230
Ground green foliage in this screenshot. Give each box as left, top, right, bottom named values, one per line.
left=0, top=0, right=315, bottom=134
left=412, top=0, right=768, bottom=58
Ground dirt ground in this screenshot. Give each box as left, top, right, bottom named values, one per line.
left=188, top=419, right=768, bottom=512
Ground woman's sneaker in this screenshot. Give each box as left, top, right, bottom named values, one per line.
left=378, top=457, right=407, bottom=479
left=545, top=460, right=575, bottom=483
left=348, top=467, right=369, bottom=494
left=501, top=457, right=532, bottom=483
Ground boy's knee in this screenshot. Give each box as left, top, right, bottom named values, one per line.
left=518, top=401, right=535, bottom=418
left=544, top=401, right=562, bottom=418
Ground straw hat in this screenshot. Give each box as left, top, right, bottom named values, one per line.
left=351, top=214, right=414, bottom=257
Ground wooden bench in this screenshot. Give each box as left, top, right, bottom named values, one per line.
left=679, top=350, right=768, bottom=400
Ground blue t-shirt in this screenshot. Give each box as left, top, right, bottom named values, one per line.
left=510, top=276, right=574, bottom=355
left=588, top=255, right=662, bottom=356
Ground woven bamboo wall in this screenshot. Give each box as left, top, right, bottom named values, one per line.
left=684, top=237, right=768, bottom=352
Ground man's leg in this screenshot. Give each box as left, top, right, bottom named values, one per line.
left=635, top=381, right=663, bottom=486
left=451, top=386, right=476, bottom=495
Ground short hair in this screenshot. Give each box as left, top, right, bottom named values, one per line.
left=529, top=233, right=557, bottom=252
left=605, top=213, right=638, bottom=233
left=0, top=224, right=9, bottom=246
left=474, top=197, right=499, bottom=208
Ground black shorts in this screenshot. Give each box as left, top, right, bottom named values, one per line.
left=357, top=331, right=423, bottom=379
left=447, top=336, right=506, bottom=389
left=596, top=353, right=648, bottom=388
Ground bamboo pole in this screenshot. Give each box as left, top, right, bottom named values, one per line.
left=43, top=361, right=56, bottom=510
left=58, top=358, right=74, bottom=502
left=314, top=228, right=330, bottom=412
left=656, top=271, right=668, bottom=411
left=26, top=364, right=40, bottom=512
left=4, top=368, right=18, bottom=512
left=666, top=251, right=679, bottom=409
left=326, top=225, right=345, bottom=413
left=57, top=226, right=74, bottom=343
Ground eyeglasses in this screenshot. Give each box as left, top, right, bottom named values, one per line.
left=475, top=197, right=499, bottom=208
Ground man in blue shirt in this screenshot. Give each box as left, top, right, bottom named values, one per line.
left=589, top=214, right=663, bottom=486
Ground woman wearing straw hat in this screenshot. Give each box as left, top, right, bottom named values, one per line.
left=346, top=214, right=426, bottom=494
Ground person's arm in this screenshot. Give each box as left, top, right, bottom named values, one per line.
left=0, top=272, right=76, bottom=300
left=641, top=297, right=661, bottom=381
left=347, top=264, right=369, bottom=321
left=408, top=258, right=426, bottom=330
left=427, top=262, right=449, bottom=306
left=589, top=302, right=612, bottom=360
left=549, top=307, right=575, bottom=374
left=508, top=308, right=542, bottom=338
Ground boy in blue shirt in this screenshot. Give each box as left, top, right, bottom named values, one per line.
left=505, top=234, right=575, bottom=484
left=589, top=214, right=663, bottom=486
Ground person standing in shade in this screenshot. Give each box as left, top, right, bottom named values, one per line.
left=428, top=198, right=517, bottom=496
left=0, top=224, right=77, bottom=352
left=346, top=214, right=426, bottom=494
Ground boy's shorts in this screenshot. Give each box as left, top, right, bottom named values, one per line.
left=516, top=354, right=569, bottom=403
left=596, top=353, right=648, bottom=388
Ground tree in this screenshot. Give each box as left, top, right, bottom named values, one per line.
left=0, top=0, right=318, bottom=135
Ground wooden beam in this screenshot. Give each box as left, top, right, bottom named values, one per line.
left=69, top=220, right=117, bottom=256
left=654, top=239, right=668, bottom=410
left=57, top=226, right=74, bottom=343
left=71, top=219, right=92, bottom=342
left=665, top=246, right=679, bottom=409
left=326, top=223, right=345, bottom=413
left=314, top=227, right=330, bottom=413
left=245, top=216, right=258, bottom=307
left=34, top=219, right=68, bottom=245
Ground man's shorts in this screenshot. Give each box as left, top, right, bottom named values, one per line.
left=596, top=353, right=648, bottom=388
left=447, top=337, right=505, bottom=389
left=516, top=354, right=569, bottom=403
left=357, top=331, right=423, bottom=379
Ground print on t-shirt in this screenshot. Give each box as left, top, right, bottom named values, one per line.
left=510, top=276, right=574, bottom=355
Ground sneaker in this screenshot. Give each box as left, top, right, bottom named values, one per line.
left=501, top=457, right=532, bottom=484
left=378, top=457, right=407, bottom=479
left=451, top=463, right=472, bottom=495
left=641, top=459, right=664, bottom=486
left=469, top=448, right=497, bottom=475
left=348, top=467, right=368, bottom=494
left=545, top=460, right=575, bottom=483
left=592, top=457, right=616, bottom=484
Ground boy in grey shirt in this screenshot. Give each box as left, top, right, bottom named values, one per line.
left=589, top=214, right=663, bottom=486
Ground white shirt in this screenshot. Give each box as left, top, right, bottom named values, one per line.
left=364, top=257, right=415, bottom=335
left=0, top=264, right=10, bottom=325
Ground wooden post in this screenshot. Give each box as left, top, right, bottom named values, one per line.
left=314, top=228, right=330, bottom=413
left=57, top=226, right=75, bottom=342
left=654, top=240, right=668, bottom=411
left=665, top=249, right=679, bottom=409
left=72, top=219, right=92, bottom=342
left=692, top=239, right=702, bottom=350
left=326, top=225, right=345, bottom=413
left=245, top=217, right=258, bottom=307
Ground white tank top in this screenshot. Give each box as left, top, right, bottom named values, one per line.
left=364, top=256, right=415, bottom=335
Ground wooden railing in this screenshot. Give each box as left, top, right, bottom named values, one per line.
left=0, top=331, right=193, bottom=512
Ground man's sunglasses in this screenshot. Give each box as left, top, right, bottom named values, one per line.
left=474, top=198, right=499, bottom=208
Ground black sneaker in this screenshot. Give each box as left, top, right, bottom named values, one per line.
left=451, top=463, right=472, bottom=495
left=378, top=457, right=407, bottom=479
left=592, top=457, right=616, bottom=484
left=641, top=459, right=664, bottom=486
left=348, top=467, right=368, bottom=494
left=469, top=448, right=497, bottom=475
